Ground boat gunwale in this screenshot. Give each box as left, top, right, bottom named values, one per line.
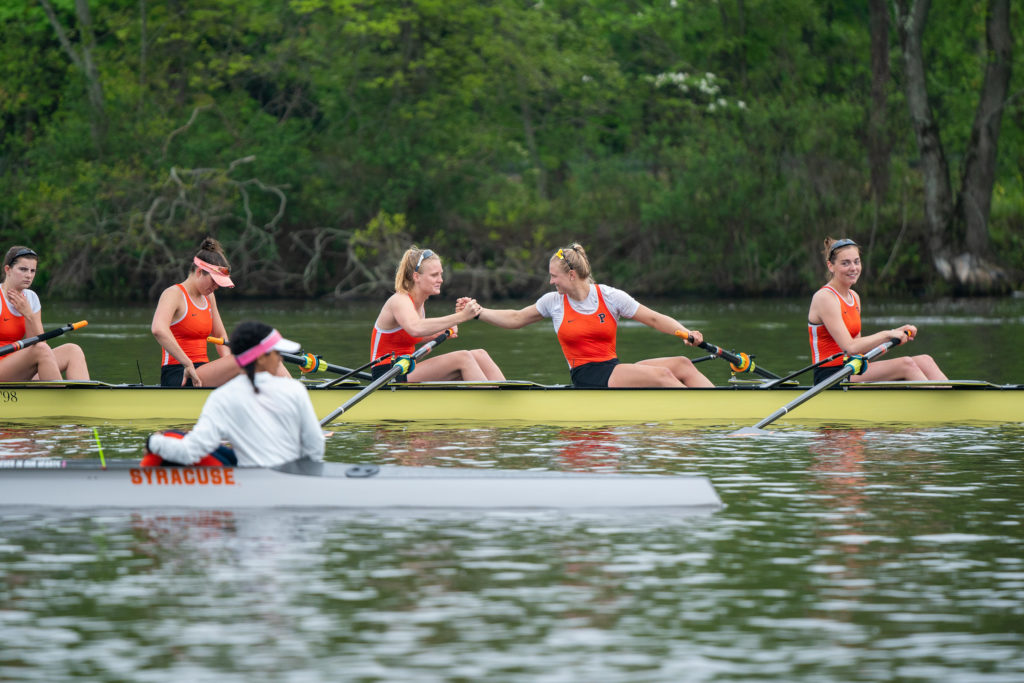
left=2, top=379, right=1022, bottom=392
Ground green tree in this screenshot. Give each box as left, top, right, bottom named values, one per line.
left=893, top=0, right=1015, bottom=291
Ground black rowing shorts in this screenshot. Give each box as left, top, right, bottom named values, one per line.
left=813, top=365, right=848, bottom=386
left=371, top=363, right=409, bottom=383
left=160, top=362, right=207, bottom=387
left=569, top=358, right=620, bottom=388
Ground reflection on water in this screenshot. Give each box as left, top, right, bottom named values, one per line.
left=2, top=423, right=1023, bottom=681
left=555, top=430, right=623, bottom=471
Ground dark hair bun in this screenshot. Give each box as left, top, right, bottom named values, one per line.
left=200, top=237, right=224, bottom=254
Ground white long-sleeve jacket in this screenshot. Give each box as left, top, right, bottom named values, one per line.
left=148, top=372, right=325, bottom=467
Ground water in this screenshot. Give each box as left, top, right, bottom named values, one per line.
left=2, top=297, right=1024, bottom=681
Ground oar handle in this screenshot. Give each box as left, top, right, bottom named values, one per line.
left=760, top=351, right=845, bottom=389
left=319, top=329, right=453, bottom=426
left=674, top=330, right=781, bottom=380
left=273, top=349, right=377, bottom=382
left=0, top=320, right=88, bottom=358
left=213, top=336, right=387, bottom=382
left=320, top=352, right=393, bottom=387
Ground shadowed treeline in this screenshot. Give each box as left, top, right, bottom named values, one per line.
left=1, top=0, right=1020, bottom=300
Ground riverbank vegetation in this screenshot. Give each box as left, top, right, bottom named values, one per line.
left=1, top=0, right=1020, bottom=300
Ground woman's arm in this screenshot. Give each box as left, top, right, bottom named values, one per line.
left=389, top=294, right=478, bottom=338
left=147, top=403, right=226, bottom=465
left=629, top=304, right=703, bottom=345
left=151, top=287, right=202, bottom=385
left=811, top=290, right=913, bottom=354
left=7, top=289, right=43, bottom=336
left=476, top=304, right=544, bottom=329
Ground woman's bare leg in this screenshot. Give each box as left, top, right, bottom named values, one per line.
left=608, top=362, right=683, bottom=388
left=407, top=351, right=488, bottom=381
left=469, top=349, right=505, bottom=381
left=637, top=356, right=714, bottom=387
left=52, top=343, right=89, bottom=380
left=8, top=344, right=61, bottom=381
left=909, top=354, right=947, bottom=380
left=854, top=357, right=927, bottom=382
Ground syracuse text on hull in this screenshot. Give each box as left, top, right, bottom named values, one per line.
left=2, top=379, right=1022, bottom=427
left=0, top=459, right=722, bottom=510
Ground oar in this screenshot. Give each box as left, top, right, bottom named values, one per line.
left=759, top=352, right=846, bottom=389
left=734, top=336, right=904, bottom=435
left=318, top=353, right=394, bottom=387
left=206, top=336, right=374, bottom=381
left=675, top=331, right=781, bottom=380
left=0, top=320, right=88, bottom=357
left=281, top=352, right=375, bottom=382
left=319, top=329, right=453, bottom=427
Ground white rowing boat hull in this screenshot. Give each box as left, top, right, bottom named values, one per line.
left=0, top=460, right=722, bottom=510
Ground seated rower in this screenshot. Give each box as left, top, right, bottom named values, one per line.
left=152, top=237, right=291, bottom=387
left=808, top=237, right=947, bottom=384
left=471, top=243, right=713, bottom=388
left=0, top=245, right=89, bottom=381
left=370, top=247, right=504, bottom=382
left=144, top=321, right=325, bottom=467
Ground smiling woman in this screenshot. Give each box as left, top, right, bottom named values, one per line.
left=369, top=246, right=504, bottom=382
left=807, top=237, right=948, bottom=383
left=0, top=245, right=89, bottom=381
left=472, top=242, right=714, bottom=388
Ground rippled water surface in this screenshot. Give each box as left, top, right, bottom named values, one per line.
left=2, top=298, right=1024, bottom=680
left=2, top=423, right=1023, bottom=682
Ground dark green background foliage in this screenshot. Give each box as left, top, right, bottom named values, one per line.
left=1, top=0, right=1020, bottom=300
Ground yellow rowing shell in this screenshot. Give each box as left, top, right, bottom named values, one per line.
left=1, top=379, right=1021, bottom=427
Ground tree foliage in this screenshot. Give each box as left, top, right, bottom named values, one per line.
left=0, top=0, right=1020, bottom=300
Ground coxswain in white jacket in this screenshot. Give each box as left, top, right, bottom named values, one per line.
left=146, top=322, right=325, bottom=467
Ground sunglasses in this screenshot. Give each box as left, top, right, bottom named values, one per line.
left=414, top=249, right=434, bottom=272
left=7, top=248, right=38, bottom=267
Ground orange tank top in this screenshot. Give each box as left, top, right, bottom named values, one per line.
left=370, top=294, right=424, bottom=366
left=556, top=286, right=618, bottom=369
left=808, top=285, right=861, bottom=367
left=0, top=287, right=27, bottom=347
left=161, top=283, right=212, bottom=366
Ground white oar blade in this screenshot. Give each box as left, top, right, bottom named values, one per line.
left=729, top=426, right=774, bottom=437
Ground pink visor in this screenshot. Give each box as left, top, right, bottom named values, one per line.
left=194, top=256, right=234, bottom=287
left=234, top=329, right=301, bottom=367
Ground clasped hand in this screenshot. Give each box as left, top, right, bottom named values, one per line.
left=455, top=297, right=481, bottom=320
